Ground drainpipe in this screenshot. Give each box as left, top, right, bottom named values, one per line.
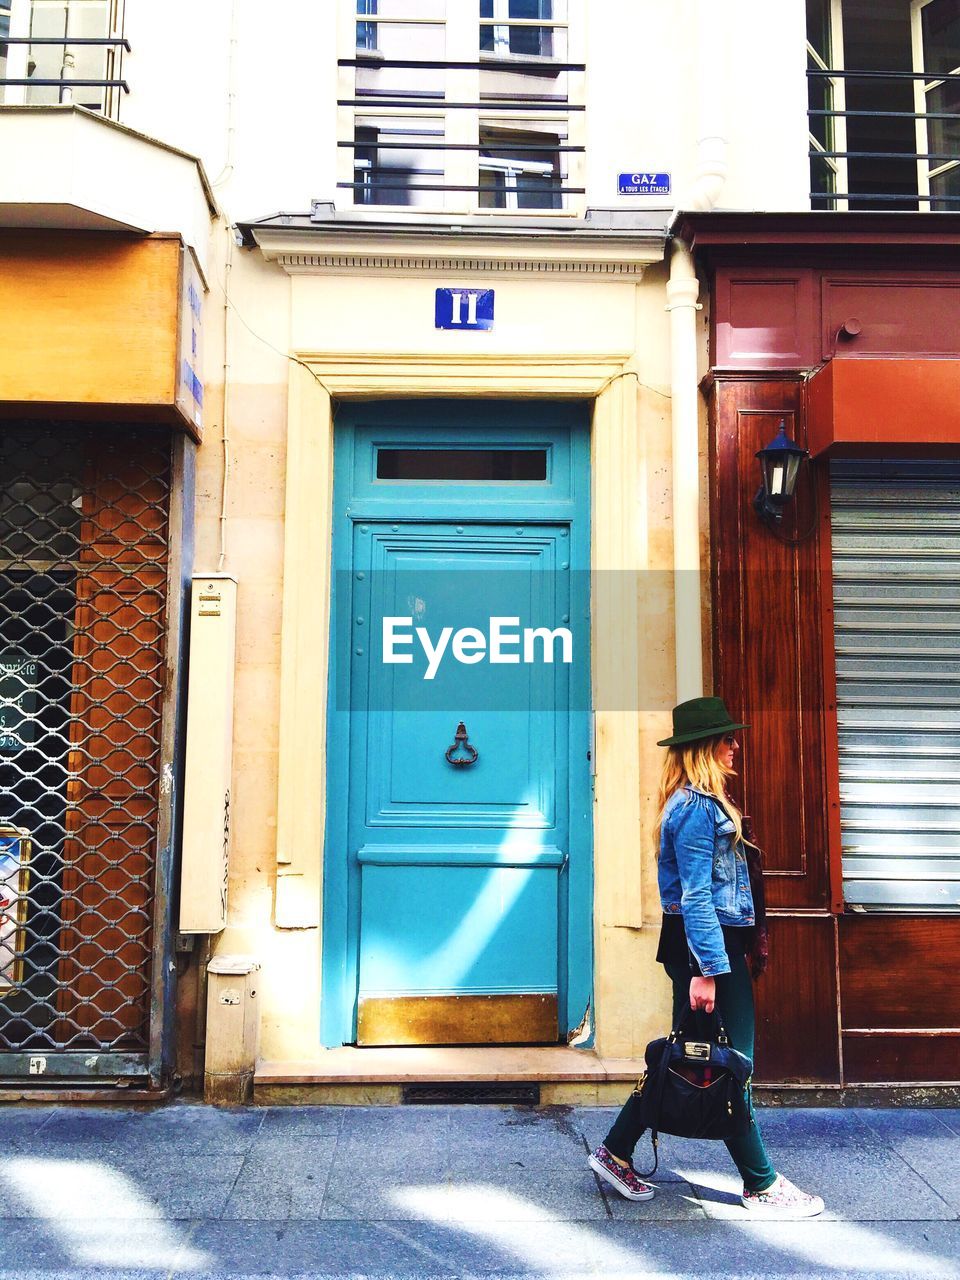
left=666, top=242, right=705, bottom=703
left=666, top=0, right=728, bottom=703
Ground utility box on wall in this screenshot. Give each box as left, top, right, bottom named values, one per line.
left=180, top=575, right=238, bottom=932
left=204, top=955, right=261, bottom=1104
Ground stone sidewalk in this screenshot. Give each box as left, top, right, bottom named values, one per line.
left=0, top=1101, right=958, bottom=1279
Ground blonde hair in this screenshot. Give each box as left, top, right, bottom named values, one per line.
left=653, top=735, right=746, bottom=856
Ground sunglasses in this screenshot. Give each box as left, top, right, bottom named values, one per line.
left=722, top=734, right=739, bottom=746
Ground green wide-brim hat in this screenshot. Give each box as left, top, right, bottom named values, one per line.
left=657, top=696, right=749, bottom=747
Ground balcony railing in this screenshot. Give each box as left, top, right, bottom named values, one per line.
left=338, top=7, right=586, bottom=215
left=808, top=66, right=960, bottom=212
left=0, top=35, right=130, bottom=119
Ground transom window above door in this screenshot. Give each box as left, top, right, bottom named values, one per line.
left=375, top=446, right=549, bottom=481
left=338, top=0, right=585, bottom=214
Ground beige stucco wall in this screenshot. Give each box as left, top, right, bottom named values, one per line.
left=193, top=238, right=301, bottom=1050
left=190, top=236, right=704, bottom=1063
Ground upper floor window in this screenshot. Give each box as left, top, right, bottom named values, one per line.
left=339, top=0, right=584, bottom=214
left=479, top=127, right=563, bottom=209
left=808, top=0, right=960, bottom=210
left=480, top=0, right=554, bottom=60
left=356, top=0, right=377, bottom=52
left=0, top=0, right=127, bottom=117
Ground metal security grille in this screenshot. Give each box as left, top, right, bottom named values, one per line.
left=0, top=423, right=171, bottom=1070
left=831, top=459, right=960, bottom=910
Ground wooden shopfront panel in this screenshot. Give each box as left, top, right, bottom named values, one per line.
left=710, top=375, right=840, bottom=1084
left=704, top=238, right=960, bottom=1087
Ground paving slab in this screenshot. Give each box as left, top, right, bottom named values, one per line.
left=22, top=1107, right=147, bottom=1146
left=859, top=1108, right=960, bottom=1140
left=447, top=1108, right=587, bottom=1168
left=746, top=1106, right=883, bottom=1148
left=881, top=1131, right=960, bottom=1215
left=27, top=1102, right=266, bottom=1155
left=257, top=1106, right=344, bottom=1139
left=689, top=1143, right=955, bottom=1222
left=591, top=1174, right=707, bottom=1222
left=0, top=1105, right=59, bottom=1145
left=221, top=1137, right=339, bottom=1220
left=338, top=1105, right=455, bottom=1142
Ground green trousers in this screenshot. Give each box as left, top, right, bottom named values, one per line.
left=603, top=956, right=777, bottom=1193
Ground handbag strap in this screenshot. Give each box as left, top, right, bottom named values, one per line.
left=636, top=1025, right=675, bottom=1178
left=670, top=1002, right=730, bottom=1046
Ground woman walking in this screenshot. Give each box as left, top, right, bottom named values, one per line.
left=587, top=696, right=824, bottom=1218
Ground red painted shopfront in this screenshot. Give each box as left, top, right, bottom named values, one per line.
left=683, top=214, right=960, bottom=1088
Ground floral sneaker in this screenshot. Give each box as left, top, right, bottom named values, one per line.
left=588, top=1143, right=656, bottom=1201
left=741, top=1173, right=824, bottom=1218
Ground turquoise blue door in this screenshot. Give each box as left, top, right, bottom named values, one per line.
left=322, top=401, right=592, bottom=1046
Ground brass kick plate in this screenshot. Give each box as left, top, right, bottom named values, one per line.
left=357, top=993, right=559, bottom=1046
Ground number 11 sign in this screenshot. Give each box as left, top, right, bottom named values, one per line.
left=435, top=288, right=495, bottom=331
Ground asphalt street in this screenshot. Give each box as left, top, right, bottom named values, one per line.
left=0, top=1101, right=957, bottom=1280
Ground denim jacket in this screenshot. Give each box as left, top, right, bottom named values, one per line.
left=658, top=786, right=755, bottom=977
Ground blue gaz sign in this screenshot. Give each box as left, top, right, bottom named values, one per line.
left=435, top=288, right=494, bottom=331
left=618, top=172, right=671, bottom=196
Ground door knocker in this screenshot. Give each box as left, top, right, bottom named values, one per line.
left=444, top=720, right=478, bottom=767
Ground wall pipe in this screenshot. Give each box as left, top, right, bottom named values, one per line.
left=666, top=0, right=729, bottom=703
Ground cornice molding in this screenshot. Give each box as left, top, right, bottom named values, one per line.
left=277, top=252, right=650, bottom=278
left=247, top=227, right=664, bottom=279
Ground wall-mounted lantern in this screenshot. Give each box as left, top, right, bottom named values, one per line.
left=753, top=421, right=810, bottom=529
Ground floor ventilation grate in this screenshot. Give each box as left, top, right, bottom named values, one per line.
left=402, top=1083, right=541, bottom=1105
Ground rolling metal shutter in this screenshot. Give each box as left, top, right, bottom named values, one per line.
left=0, top=423, right=172, bottom=1079
left=831, top=459, right=960, bottom=910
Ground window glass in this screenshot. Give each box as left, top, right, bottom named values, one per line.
left=355, top=4, right=446, bottom=97
left=925, top=78, right=960, bottom=161
left=930, top=153, right=960, bottom=207
left=354, top=117, right=444, bottom=207
left=341, top=0, right=576, bottom=211
left=376, top=448, right=548, bottom=482
left=479, top=127, right=563, bottom=210
left=27, top=0, right=113, bottom=111
left=478, top=0, right=568, bottom=107
left=921, top=0, right=960, bottom=76
left=805, top=0, right=831, bottom=58
left=809, top=151, right=837, bottom=208
left=481, top=0, right=557, bottom=58
left=357, top=0, right=377, bottom=50
left=353, top=2, right=447, bottom=203
left=920, top=0, right=960, bottom=208
left=0, top=5, right=10, bottom=88
left=841, top=0, right=916, bottom=209
left=805, top=0, right=845, bottom=208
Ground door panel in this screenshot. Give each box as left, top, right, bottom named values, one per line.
left=352, top=523, right=570, bottom=1045
left=358, top=864, right=560, bottom=994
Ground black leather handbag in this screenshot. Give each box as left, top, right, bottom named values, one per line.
left=634, top=1005, right=754, bottom=1175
